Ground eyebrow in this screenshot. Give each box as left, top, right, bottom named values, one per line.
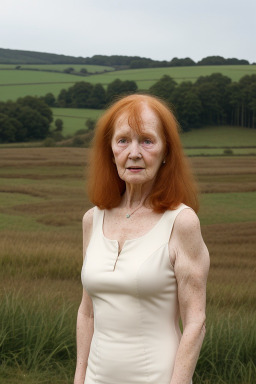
left=114, top=126, right=158, bottom=137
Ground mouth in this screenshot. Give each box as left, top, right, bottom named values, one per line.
left=126, top=166, right=144, bottom=173
left=127, top=167, right=144, bottom=170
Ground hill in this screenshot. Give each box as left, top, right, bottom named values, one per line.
left=1, top=65, right=255, bottom=102
left=0, top=48, right=252, bottom=67
left=0, top=48, right=92, bottom=65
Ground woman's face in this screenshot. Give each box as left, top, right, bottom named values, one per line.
left=111, top=105, right=166, bottom=188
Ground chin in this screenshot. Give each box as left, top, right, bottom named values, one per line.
left=122, top=176, right=152, bottom=185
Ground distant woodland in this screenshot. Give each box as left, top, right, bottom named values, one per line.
left=1, top=73, right=256, bottom=143
left=0, top=48, right=252, bottom=68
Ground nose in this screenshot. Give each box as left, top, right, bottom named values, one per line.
left=128, top=140, right=142, bottom=159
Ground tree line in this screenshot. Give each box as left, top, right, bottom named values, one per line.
left=148, top=73, right=256, bottom=130
left=0, top=96, right=52, bottom=142
left=43, top=79, right=138, bottom=109
left=0, top=48, right=252, bottom=68
left=84, top=55, right=250, bottom=69
left=1, top=73, right=256, bottom=143
left=0, top=79, right=137, bottom=143
left=43, top=73, right=256, bottom=131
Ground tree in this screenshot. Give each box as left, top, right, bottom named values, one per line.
left=17, top=96, right=53, bottom=124
left=178, top=92, right=202, bottom=130
left=57, top=89, right=71, bottom=107
left=85, top=118, right=96, bottom=130
left=69, top=82, right=94, bottom=108
left=171, top=82, right=202, bottom=130
left=170, top=57, right=196, bottom=67
left=106, top=79, right=137, bottom=103
left=106, top=79, right=124, bottom=103
left=16, top=106, right=50, bottom=139
left=149, top=75, right=177, bottom=100
left=87, top=83, right=106, bottom=108
left=63, top=67, right=74, bottom=73
left=0, top=114, right=16, bottom=142
left=8, top=117, right=26, bottom=141
left=43, top=93, right=56, bottom=107
left=54, top=119, right=63, bottom=131
left=195, top=73, right=232, bottom=125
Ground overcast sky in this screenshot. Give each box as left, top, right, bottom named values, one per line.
left=1, top=0, right=255, bottom=62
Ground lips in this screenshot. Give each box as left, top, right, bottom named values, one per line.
left=127, top=166, right=144, bottom=169
left=127, top=167, right=144, bottom=173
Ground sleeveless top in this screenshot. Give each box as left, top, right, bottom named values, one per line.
left=81, top=203, right=192, bottom=384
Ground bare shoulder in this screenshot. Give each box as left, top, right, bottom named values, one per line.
left=172, top=207, right=209, bottom=263
left=173, top=207, right=201, bottom=239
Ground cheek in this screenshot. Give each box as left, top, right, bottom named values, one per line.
left=112, top=147, right=127, bottom=165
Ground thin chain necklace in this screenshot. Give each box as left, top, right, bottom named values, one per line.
left=124, top=195, right=148, bottom=218
left=125, top=203, right=144, bottom=218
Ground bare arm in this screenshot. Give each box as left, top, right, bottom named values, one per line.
left=169, top=209, right=210, bottom=384
left=74, top=208, right=95, bottom=384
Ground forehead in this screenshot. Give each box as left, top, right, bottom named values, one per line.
left=113, top=105, right=162, bottom=136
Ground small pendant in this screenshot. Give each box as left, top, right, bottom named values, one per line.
left=126, top=214, right=131, bottom=218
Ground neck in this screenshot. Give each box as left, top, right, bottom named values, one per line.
left=122, top=183, right=153, bottom=209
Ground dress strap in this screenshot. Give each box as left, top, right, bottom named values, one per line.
left=160, top=203, right=195, bottom=244
left=92, top=206, right=104, bottom=233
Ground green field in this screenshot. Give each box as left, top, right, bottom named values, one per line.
left=0, top=65, right=255, bottom=101
left=0, top=149, right=255, bottom=383
left=0, top=64, right=115, bottom=72
left=180, top=125, right=256, bottom=147
left=51, top=108, right=104, bottom=134
left=1, top=122, right=255, bottom=156
left=49, top=112, right=256, bottom=155
left=84, top=65, right=256, bottom=89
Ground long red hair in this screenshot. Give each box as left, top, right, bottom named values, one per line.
left=88, top=94, right=199, bottom=213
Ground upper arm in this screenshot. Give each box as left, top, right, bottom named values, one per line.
left=82, top=207, right=95, bottom=260
left=80, top=207, right=95, bottom=317
left=171, top=208, right=210, bottom=328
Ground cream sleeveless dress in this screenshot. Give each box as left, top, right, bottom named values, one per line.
left=81, top=203, right=192, bottom=384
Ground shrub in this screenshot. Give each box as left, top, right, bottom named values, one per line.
left=51, top=131, right=64, bottom=142
left=72, top=136, right=84, bottom=147
left=75, top=128, right=87, bottom=136
left=54, top=118, right=63, bottom=132
left=223, top=149, right=234, bottom=155
left=43, top=137, right=56, bottom=147
left=85, top=118, right=96, bottom=131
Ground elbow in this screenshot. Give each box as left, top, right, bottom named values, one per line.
left=78, top=304, right=94, bottom=319
left=198, top=313, right=207, bottom=339
left=201, top=318, right=206, bottom=339
left=184, top=314, right=207, bottom=339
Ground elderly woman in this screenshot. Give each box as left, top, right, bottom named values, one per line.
left=74, top=94, right=210, bottom=384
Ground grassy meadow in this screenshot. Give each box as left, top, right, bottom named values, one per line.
left=1, top=124, right=256, bottom=157
left=84, top=64, right=256, bottom=89
left=0, top=64, right=115, bottom=72
left=51, top=107, right=104, bottom=135
left=50, top=108, right=256, bottom=143
left=0, top=147, right=255, bottom=383
left=0, top=64, right=256, bottom=101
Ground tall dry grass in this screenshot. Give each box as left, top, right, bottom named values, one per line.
left=0, top=148, right=255, bottom=383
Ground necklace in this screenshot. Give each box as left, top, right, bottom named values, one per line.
left=125, top=203, right=144, bottom=218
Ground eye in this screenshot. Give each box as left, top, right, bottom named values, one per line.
left=117, top=138, right=128, bottom=144
left=143, top=138, right=153, bottom=145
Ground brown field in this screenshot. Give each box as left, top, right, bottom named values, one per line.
left=0, top=148, right=255, bottom=313
left=0, top=148, right=255, bottom=383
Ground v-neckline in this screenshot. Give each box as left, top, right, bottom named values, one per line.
left=101, top=209, right=168, bottom=255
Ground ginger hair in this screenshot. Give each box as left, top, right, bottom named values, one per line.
left=87, top=94, right=199, bottom=213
